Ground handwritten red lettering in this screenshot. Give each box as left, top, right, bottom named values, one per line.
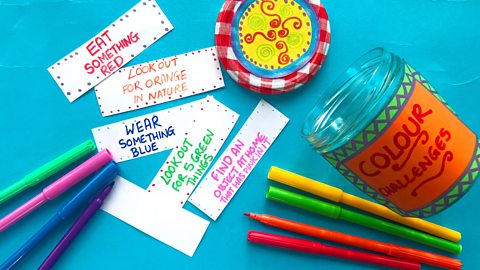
left=83, top=31, right=140, bottom=75
left=355, top=103, right=456, bottom=198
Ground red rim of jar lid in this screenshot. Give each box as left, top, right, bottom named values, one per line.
left=215, top=0, right=331, bottom=94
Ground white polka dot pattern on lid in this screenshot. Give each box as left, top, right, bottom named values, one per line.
left=94, top=47, right=224, bottom=117
left=188, top=99, right=289, bottom=221
left=48, top=0, right=173, bottom=103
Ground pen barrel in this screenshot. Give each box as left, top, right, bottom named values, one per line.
left=0, top=140, right=96, bottom=206
left=0, top=180, right=29, bottom=205
left=0, top=216, right=63, bottom=270
left=0, top=193, right=47, bottom=232
left=43, top=149, right=112, bottom=199
left=318, top=244, right=420, bottom=270
left=58, top=162, right=118, bottom=219
left=248, top=231, right=419, bottom=270
left=39, top=200, right=104, bottom=270
left=25, top=140, right=97, bottom=187
left=258, top=214, right=387, bottom=254
left=340, top=193, right=462, bottom=243
left=389, top=246, right=462, bottom=269
left=339, top=208, right=462, bottom=254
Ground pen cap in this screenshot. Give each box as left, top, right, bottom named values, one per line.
left=266, top=186, right=341, bottom=219
left=24, top=140, right=97, bottom=186
left=58, top=162, right=118, bottom=219
left=43, top=149, right=113, bottom=199
left=268, top=166, right=344, bottom=202
left=389, top=245, right=462, bottom=269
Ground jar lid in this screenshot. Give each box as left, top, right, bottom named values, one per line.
left=215, top=0, right=331, bottom=94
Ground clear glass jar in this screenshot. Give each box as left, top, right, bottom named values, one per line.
left=303, top=48, right=479, bottom=217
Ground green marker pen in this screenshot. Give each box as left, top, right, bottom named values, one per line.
left=0, top=140, right=96, bottom=205
left=266, top=186, right=462, bottom=254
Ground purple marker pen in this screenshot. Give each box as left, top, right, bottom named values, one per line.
left=38, top=182, right=116, bottom=270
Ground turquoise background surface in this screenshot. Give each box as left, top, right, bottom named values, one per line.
left=1, top=0, right=479, bottom=269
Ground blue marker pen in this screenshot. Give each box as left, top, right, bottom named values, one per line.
left=0, top=162, right=119, bottom=270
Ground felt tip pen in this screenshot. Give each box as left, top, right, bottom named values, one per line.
left=0, top=140, right=96, bottom=205
left=245, top=213, right=462, bottom=269
left=268, top=166, right=461, bottom=242
left=0, top=149, right=112, bottom=233
left=266, top=186, right=462, bottom=254
left=248, top=231, right=420, bottom=270
left=0, top=162, right=118, bottom=270
left=39, top=182, right=115, bottom=270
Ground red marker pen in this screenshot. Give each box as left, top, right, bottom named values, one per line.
left=248, top=231, right=420, bottom=270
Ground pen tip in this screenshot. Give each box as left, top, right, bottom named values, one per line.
left=244, top=212, right=251, bottom=217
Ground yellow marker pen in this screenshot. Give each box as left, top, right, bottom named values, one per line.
left=268, top=166, right=461, bottom=243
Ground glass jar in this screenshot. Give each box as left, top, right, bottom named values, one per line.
left=303, top=48, right=480, bottom=217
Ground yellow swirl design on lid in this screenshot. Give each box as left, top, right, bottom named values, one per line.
left=238, top=0, right=313, bottom=70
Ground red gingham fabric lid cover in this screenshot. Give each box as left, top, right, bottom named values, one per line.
left=215, top=0, right=331, bottom=94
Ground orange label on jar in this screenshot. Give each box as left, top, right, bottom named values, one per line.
left=345, top=81, right=476, bottom=211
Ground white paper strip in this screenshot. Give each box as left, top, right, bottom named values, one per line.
left=48, top=0, right=173, bottom=102
left=102, top=176, right=209, bottom=257
left=92, top=100, right=198, bottom=162
left=188, top=100, right=289, bottom=220
left=91, top=97, right=238, bottom=162
left=95, top=46, right=224, bottom=116
left=147, top=98, right=239, bottom=206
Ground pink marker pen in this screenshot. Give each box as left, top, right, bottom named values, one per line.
left=0, top=149, right=112, bottom=232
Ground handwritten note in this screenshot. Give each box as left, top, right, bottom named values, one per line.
left=92, top=97, right=237, bottom=162
left=189, top=100, right=289, bottom=220
left=101, top=176, right=209, bottom=257
left=48, top=0, right=173, bottom=102
left=95, top=47, right=224, bottom=116
left=147, top=98, right=239, bottom=205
